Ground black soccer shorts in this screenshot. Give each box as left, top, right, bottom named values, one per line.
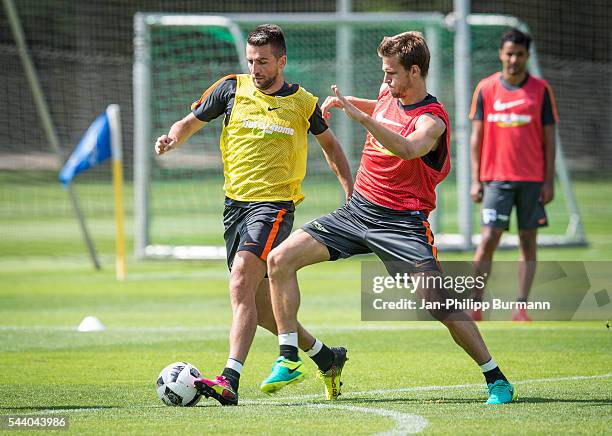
left=302, top=190, right=440, bottom=275
left=481, top=181, right=548, bottom=231
left=223, top=197, right=295, bottom=270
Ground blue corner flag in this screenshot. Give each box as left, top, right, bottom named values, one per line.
left=59, top=112, right=112, bottom=185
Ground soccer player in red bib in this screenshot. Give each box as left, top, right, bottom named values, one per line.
left=470, top=29, right=558, bottom=322
left=260, top=31, right=517, bottom=404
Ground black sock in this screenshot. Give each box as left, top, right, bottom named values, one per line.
left=310, top=344, right=335, bottom=372
left=280, top=344, right=299, bottom=361
left=221, top=367, right=240, bottom=391
left=483, top=366, right=508, bottom=385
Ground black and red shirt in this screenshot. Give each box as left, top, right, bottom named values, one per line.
left=470, top=72, right=558, bottom=182
left=354, top=86, right=451, bottom=214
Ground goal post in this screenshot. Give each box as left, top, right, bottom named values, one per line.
left=133, top=13, right=248, bottom=259
left=133, top=12, right=586, bottom=260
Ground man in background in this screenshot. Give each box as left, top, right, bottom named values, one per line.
left=470, top=28, right=558, bottom=322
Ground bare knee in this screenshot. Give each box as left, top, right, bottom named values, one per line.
left=229, top=272, right=256, bottom=308
left=439, top=318, right=452, bottom=328
left=228, top=251, right=267, bottom=307
left=518, top=230, right=537, bottom=259
left=440, top=318, right=459, bottom=328
left=267, top=230, right=329, bottom=280
left=267, top=247, right=296, bottom=279
left=417, top=283, right=471, bottom=324
left=480, top=228, right=502, bottom=253
left=440, top=315, right=471, bottom=329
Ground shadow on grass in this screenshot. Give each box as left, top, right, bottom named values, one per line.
left=261, top=397, right=483, bottom=406
left=516, top=397, right=612, bottom=405
left=8, top=397, right=608, bottom=412
left=257, top=396, right=612, bottom=407
left=340, top=396, right=612, bottom=406
left=2, top=403, right=225, bottom=411
left=339, top=397, right=484, bottom=405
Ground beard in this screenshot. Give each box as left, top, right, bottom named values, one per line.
left=252, top=74, right=277, bottom=91
left=505, top=61, right=526, bottom=76
left=387, top=75, right=412, bottom=99
left=388, top=83, right=408, bottom=99
left=389, top=88, right=402, bottom=98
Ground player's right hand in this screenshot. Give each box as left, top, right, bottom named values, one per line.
left=321, top=95, right=342, bottom=119
left=331, top=85, right=368, bottom=123
left=155, top=135, right=177, bottom=155
left=471, top=181, right=483, bottom=203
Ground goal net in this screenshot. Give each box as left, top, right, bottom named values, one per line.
left=134, top=12, right=585, bottom=259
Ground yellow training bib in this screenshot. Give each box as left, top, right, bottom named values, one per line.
left=219, top=74, right=317, bottom=204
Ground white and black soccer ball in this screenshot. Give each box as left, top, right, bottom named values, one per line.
left=156, top=361, right=202, bottom=406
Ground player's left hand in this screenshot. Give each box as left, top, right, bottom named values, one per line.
left=540, top=181, right=554, bottom=204
left=331, top=85, right=368, bottom=123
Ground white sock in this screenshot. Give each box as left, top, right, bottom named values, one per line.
left=225, top=357, right=243, bottom=374
left=305, top=338, right=323, bottom=357
left=278, top=332, right=298, bottom=348
left=480, top=358, right=498, bottom=372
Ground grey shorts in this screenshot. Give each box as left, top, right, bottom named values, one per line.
left=223, top=197, right=295, bottom=270
left=481, top=181, right=548, bottom=230
left=302, top=190, right=440, bottom=274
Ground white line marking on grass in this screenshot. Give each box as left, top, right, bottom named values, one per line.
left=32, top=403, right=429, bottom=434
left=31, top=402, right=428, bottom=434
left=20, top=374, right=612, bottom=435
left=126, top=270, right=360, bottom=281
left=0, top=326, right=232, bottom=332
left=0, top=325, right=445, bottom=333
left=2, top=323, right=604, bottom=333
left=248, top=373, right=612, bottom=403
left=308, top=404, right=428, bottom=435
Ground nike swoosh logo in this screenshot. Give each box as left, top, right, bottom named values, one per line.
left=493, top=99, right=525, bottom=111
left=287, top=366, right=300, bottom=373
left=267, top=106, right=281, bottom=111
left=243, top=242, right=258, bottom=246
left=375, top=111, right=405, bottom=128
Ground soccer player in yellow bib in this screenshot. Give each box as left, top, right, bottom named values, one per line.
left=155, top=24, right=353, bottom=405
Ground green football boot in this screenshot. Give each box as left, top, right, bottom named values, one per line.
left=486, top=379, right=518, bottom=404
left=260, top=356, right=305, bottom=394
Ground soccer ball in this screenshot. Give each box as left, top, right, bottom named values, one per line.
left=156, top=361, right=202, bottom=406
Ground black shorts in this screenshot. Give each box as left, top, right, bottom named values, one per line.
left=481, top=181, right=548, bottom=231
left=302, top=190, right=440, bottom=274
left=223, top=197, right=295, bottom=270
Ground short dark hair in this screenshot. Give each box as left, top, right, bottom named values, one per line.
left=500, top=28, right=531, bottom=51
left=377, top=31, right=430, bottom=77
left=247, top=24, right=286, bottom=57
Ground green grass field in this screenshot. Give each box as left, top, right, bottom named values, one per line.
left=1, top=176, right=611, bottom=434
